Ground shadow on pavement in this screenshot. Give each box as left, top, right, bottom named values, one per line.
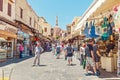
left=39, top=65, right=47, bottom=66
left=99, top=69, right=117, bottom=78
left=71, top=64, right=76, bottom=66
left=0, top=56, right=33, bottom=67
left=67, top=64, right=77, bottom=66
left=32, top=64, right=47, bottom=67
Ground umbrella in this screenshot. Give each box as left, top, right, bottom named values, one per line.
left=0, top=37, right=7, bottom=41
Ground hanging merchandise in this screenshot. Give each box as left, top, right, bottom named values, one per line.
left=89, top=21, right=99, bottom=38
left=96, top=26, right=102, bottom=36
left=113, top=5, right=120, bottom=20
left=101, top=28, right=109, bottom=41
left=107, top=23, right=113, bottom=36
left=113, top=5, right=120, bottom=29
left=110, top=35, right=114, bottom=41
left=101, top=17, right=109, bottom=41
left=84, top=22, right=90, bottom=38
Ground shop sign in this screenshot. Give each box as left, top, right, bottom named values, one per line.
left=0, top=21, right=17, bottom=33
left=18, top=30, right=29, bottom=38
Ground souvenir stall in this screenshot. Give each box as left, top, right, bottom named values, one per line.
left=113, top=5, right=120, bottom=77
left=87, top=0, right=120, bottom=75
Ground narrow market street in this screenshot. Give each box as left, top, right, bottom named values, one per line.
left=0, top=52, right=103, bottom=80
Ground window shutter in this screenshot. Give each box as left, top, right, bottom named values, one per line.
left=0, top=0, right=3, bottom=11
left=8, top=3, right=11, bottom=16
left=20, top=8, right=23, bottom=18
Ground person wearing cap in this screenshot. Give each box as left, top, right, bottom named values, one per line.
left=33, top=43, right=43, bottom=66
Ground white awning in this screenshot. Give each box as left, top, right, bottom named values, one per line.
left=75, top=0, right=105, bottom=31
left=0, top=37, right=7, bottom=41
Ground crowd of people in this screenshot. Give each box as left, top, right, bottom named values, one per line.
left=51, top=39, right=102, bottom=76
left=17, top=38, right=115, bottom=76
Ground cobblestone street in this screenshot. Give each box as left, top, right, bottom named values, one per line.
left=0, top=52, right=104, bottom=80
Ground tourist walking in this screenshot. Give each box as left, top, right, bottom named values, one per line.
left=52, top=44, right=55, bottom=55
left=73, top=44, right=78, bottom=59
left=29, top=43, right=33, bottom=56
left=65, top=43, right=73, bottom=65
left=56, top=43, right=62, bottom=59
left=85, top=39, right=97, bottom=76
left=33, top=43, right=43, bottom=66
left=19, top=42, right=24, bottom=58
left=64, top=43, right=68, bottom=60
left=93, top=41, right=101, bottom=76
left=80, top=43, right=86, bottom=65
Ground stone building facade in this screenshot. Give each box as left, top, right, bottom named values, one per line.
left=39, top=17, right=52, bottom=37
left=0, top=0, right=17, bottom=61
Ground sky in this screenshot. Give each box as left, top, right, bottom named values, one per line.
left=27, top=0, right=93, bottom=30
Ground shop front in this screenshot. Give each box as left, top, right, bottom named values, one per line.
left=0, top=21, right=17, bottom=62
left=80, top=0, right=120, bottom=77
left=17, top=28, right=33, bottom=57
left=16, top=22, right=34, bottom=58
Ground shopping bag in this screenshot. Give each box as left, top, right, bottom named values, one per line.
left=82, top=60, right=86, bottom=69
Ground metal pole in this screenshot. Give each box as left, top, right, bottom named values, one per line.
left=2, top=69, right=4, bottom=80
left=9, top=68, right=13, bottom=80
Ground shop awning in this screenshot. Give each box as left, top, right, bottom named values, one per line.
left=28, top=31, right=34, bottom=36
left=65, top=34, right=72, bottom=41
left=72, top=30, right=80, bottom=38
left=90, top=0, right=120, bottom=18
left=75, top=0, right=105, bottom=30
left=0, top=30, right=17, bottom=38
left=0, top=37, right=7, bottom=41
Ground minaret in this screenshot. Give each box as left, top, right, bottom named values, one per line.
left=56, top=16, right=58, bottom=26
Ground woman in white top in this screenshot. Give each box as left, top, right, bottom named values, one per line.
left=80, top=43, right=86, bottom=65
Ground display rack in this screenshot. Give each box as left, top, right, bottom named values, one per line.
left=117, top=33, right=120, bottom=77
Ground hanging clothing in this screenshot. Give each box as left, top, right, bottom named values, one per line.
left=89, top=21, right=99, bottom=38
left=84, top=22, right=90, bottom=38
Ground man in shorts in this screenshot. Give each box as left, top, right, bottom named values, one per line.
left=85, top=39, right=97, bottom=76
left=93, top=41, right=101, bottom=76
left=56, top=43, right=62, bottom=59
left=65, top=43, right=73, bottom=65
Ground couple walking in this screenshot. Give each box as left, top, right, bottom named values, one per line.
left=85, top=39, right=101, bottom=76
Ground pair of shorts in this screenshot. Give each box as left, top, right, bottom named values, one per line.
left=67, top=57, right=72, bottom=61
left=56, top=52, right=60, bottom=55
left=95, top=57, right=100, bottom=62
left=86, top=57, right=95, bottom=67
